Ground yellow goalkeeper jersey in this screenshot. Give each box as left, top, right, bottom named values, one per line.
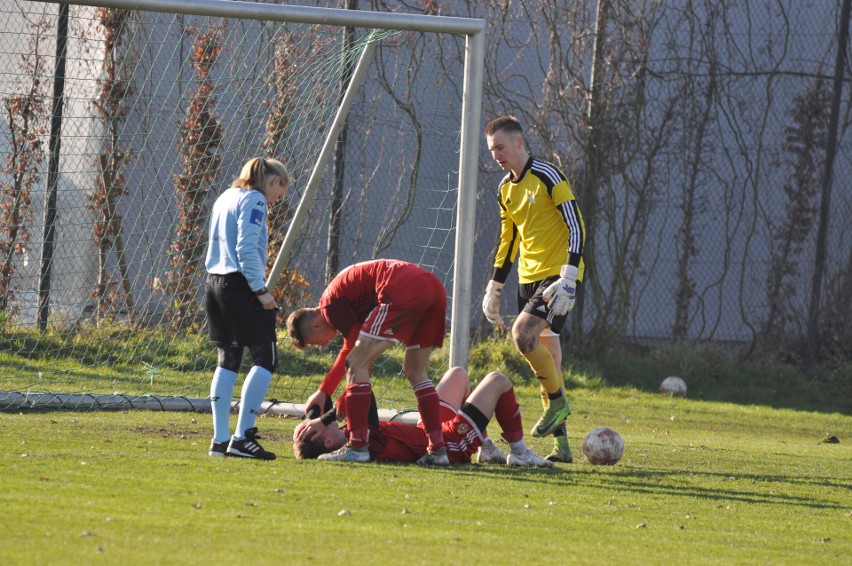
left=492, top=157, right=586, bottom=284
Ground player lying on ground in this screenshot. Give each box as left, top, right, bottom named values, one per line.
left=293, top=367, right=553, bottom=467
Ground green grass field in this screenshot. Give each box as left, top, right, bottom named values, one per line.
left=2, top=384, right=849, bottom=565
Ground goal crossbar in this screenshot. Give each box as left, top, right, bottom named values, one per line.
left=30, top=0, right=485, bottom=35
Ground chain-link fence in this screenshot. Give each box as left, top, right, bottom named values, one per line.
left=2, top=0, right=850, bottom=376
left=466, top=0, right=851, bottom=365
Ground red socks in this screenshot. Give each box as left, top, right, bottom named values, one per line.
left=344, top=382, right=372, bottom=448
left=413, top=381, right=445, bottom=451
left=495, top=387, right=524, bottom=444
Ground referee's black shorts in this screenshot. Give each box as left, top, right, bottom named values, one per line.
left=205, top=273, right=277, bottom=347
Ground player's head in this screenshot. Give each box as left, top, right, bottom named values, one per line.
left=286, top=307, right=337, bottom=350
left=233, top=157, right=291, bottom=205
left=484, top=116, right=528, bottom=174
left=292, top=421, right=346, bottom=459
left=484, top=115, right=524, bottom=138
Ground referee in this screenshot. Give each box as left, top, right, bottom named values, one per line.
left=204, top=157, right=289, bottom=460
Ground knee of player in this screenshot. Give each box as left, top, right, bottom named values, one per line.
left=512, top=331, right=537, bottom=355
left=443, top=366, right=468, bottom=381
left=482, top=371, right=511, bottom=390
left=343, top=359, right=370, bottom=384
left=217, top=347, right=242, bottom=372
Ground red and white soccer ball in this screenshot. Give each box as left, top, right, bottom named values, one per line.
left=582, top=426, right=624, bottom=465
left=660, top=375, right=687, bottom=397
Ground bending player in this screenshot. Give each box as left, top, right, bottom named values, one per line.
left=293, top=367, right=553, bottom=467
left=286, top=259, right=448, bottom=464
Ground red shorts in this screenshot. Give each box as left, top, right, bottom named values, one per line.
left=418, top=402, right=483, bottom=464
left=360, top=269, right=446, bottom=349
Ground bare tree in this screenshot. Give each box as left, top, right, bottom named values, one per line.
left=763, top=79, right=830, bottom=347
left=88, top=7, right=136, bottom=324
left=0, top=16, right=49, bottom=313
left=167, top=25, right=224, bottom=331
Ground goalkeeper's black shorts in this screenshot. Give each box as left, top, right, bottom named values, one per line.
left=517, top=275, right=573, bottom=335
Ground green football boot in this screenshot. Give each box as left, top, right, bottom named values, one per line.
left=531, top=394, right=570, bottom=437
left=545, top=434, right=574, bottom=463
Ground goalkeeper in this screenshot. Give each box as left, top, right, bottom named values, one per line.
left=293, top=367, right=552, bottom=468
left=481, top=115, right=586, bottom=463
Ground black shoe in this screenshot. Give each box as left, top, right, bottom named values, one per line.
left=209, top=439, right=229, bottom=457
left=227, top=427, right=276, bottom=460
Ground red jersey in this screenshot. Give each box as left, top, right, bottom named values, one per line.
left=318, top=260, right=447, bottom=396
left=369, top=421, right=430, bottom=462
left=343, top=403, right=482, bottom=464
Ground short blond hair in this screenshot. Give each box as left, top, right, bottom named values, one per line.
left=232, top=157, right=291, bottom=196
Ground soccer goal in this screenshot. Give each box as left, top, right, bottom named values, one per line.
left=0, top=0, right=484, bottom=415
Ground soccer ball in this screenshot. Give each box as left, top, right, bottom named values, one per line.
left=660, top=375, right=687, bottom=397
left=582, top=427, right=624, bottom=465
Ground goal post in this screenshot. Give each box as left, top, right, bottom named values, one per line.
left=0, top=0, right=484, bottom=413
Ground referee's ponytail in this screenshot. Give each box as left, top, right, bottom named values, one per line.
left=233, top=157, right=291, bottom=196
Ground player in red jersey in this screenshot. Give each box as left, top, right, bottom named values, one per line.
left=286, top=259, right=449, bottom=464
left=293, top=366, right=553, bottom=467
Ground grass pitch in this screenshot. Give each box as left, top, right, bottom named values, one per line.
left=1, top=386, right=849, bottom=565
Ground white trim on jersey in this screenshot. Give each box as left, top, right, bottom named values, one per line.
left=558, top=200, right=583, bottom=256
left=531, top=159, right=564, bottom=186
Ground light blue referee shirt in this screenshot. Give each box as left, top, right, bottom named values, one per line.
left=205, top=187, right=269, bottom=293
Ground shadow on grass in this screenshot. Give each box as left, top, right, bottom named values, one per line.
left=406, top=462, right=849, bottom=511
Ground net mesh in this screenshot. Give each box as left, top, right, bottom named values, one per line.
left=0, top=2, right=467, bottom=410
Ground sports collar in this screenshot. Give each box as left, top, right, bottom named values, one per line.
left=511, top=156, right=534, bottom=183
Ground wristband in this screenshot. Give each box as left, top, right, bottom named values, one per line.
left=254, top=288, right=267, bottom=296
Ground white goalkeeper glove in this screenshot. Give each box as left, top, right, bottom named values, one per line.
left=542, top=265, right=579, bottom=317
left=482, top=280, right=505, bottom=326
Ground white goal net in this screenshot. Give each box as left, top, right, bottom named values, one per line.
left=0, top=0, right=483, bottom=412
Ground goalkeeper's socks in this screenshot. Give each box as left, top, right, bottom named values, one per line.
left=413, top=380, right=445, bottom=450
left=494, top=387, right=524, bottom=444
left=344, top=382, right=373, bottom=448
left=540, top=386, right=549, bottom=409
left=210, top=367, right=237, bottom=443
left=234, top=366, right=272, bottom=440
left=523, top=343, right=563, bottom=394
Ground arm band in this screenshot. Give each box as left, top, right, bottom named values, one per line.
left=320, top=408, right=337, bottom=426
left=305, top=405, right=321, bottom=419
left=368, top=393, right=379, bottom=427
